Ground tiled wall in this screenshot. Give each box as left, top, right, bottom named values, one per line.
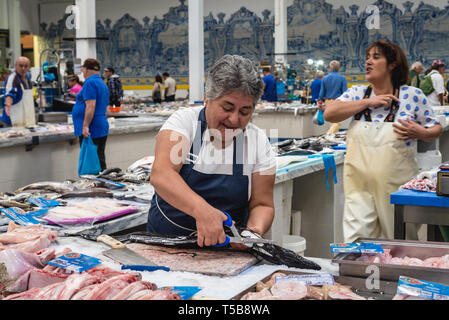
left=39, top=0, right=449, bottom=87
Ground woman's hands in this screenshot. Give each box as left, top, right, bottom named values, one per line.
left=366, top=94, right=399, bottom=108
left=393, top=118, right=442, bottom=142
left=393, top=118, right=427, bottom=140
left=193, top=203, right=228, bottom=247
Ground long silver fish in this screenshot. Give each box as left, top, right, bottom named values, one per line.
left=15, top=181, right=74, bottom=194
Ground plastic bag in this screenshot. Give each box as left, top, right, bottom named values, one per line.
left=78, top=136, right=101, bottom=177
left=313, top=109, right=325, bottom=125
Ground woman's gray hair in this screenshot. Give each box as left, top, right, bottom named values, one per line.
left=206, top=55, right=264, bottom=105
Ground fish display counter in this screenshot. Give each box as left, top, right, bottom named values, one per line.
left=252, top=102, right=351, bottom=139
left=0, top=115, right=168, bottom=192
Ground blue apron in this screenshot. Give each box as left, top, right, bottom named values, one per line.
left=147, top=107, right=249, bottom=236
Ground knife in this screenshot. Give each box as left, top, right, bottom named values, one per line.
left=96, top=234, right=170, bottom=272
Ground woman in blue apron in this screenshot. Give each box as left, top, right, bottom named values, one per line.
left=147, top=55, right=277, bottom=247
left=323, top=40, right=442, bottom=242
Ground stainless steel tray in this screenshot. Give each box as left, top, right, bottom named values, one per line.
left=231, top=270, right=394, bottom=300
left=333, top=238, right=449, bottom=286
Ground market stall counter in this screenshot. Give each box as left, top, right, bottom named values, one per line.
left=0, top=115, right=167, bottom=192
left=391, top=188, right=449, bottom=241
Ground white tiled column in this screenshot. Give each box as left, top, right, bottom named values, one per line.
left=188, top=0, right=204, bottom=103
left=7, top=0, right=21, bottom=64
left=75, top=0, right=96, bottom=74
left=274, top=0, right=287, bottom=62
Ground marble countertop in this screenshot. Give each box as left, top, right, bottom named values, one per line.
left=0, top=117, right=166, bottom=148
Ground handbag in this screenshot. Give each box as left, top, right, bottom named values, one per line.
left=78, top=136, right=101, bottom=176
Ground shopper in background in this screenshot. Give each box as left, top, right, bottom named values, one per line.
left=2, top=56, right=33, bottom=126
left=310, top=71, right=324, bottom=104
left=148, top=55, right=276, bottom=247
left=408, top=61, right=423, bottom=88
left=425, top=59, right=446, bottom=106
left=104, top=66, right=123, bottom=108
left=152, top=74, right=164, bottom=104
left=73, top=58, right=110, bottom=171
left=318, top=60, right=348, bottom=133
left=67, top=75, right=83, bottom=99
left=163, top=72, right=176, bottom=102
left=261, top=67, right=277, bottom=102
left=324, top=40, right=442, bottom=242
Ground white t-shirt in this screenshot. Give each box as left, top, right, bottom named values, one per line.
left=427, top=70, right=445, bottom=106
left=164, top=77, right=176, bottom=97
left=160, top=106, right=277, bottom=199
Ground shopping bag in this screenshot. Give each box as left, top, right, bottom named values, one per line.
left=78, top=136, right=101, bottom=176
left=312, top=109, right=325, bottom=125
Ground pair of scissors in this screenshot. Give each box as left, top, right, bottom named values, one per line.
left=212, top=211, right=274, bottom=247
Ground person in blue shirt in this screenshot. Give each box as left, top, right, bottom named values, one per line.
left=310, top=71, right=324, bottom=104
left=72, top=58, right=110, bottom=171
left=318, top=60, right=348, bottom=133
left=261, top=68, right=277, bottom=102
left=318, top=60, right=347, bottom=103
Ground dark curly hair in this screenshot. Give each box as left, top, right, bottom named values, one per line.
left=366, top=40, right=409, bottom=88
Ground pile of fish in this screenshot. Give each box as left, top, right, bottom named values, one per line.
left=273, top=132, right=346, bottom=156
left=0, top=161, right=158, bottom=230
left=121, top=95, right=188, bottom=116
left=0, top=222, right=59, bottom=294
left=356, top=249, right=449, bottom=269
left=0, top=123, right=74, bottom=140
left=240, top=272, right=366, bottom=300
left=0, top=224, right=180, bottom=300
left=42, top=198, right=139, bottom=225
left=3, top=265, right=180, bottom=300
left=114, top=231, right=321, bottom=270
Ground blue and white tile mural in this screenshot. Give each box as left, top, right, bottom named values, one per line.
left=39, top=0, right=449, bottom=86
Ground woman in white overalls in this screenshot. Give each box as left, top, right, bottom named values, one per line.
left=324, top=40, right=443, bottom=242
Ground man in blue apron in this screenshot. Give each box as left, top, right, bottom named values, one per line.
left=148, top=55, right=277, bottom=247
left=2, top=57, right=35, bottom=127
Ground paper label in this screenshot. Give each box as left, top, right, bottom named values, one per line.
left=28, top=197, right=61, bottom=208
left=397, top=276, right=449, bottom=300
left=46, top=252, right=101, bottom=273
left=274, top=273, right=335, bottom=286
left=330, top=242, right=384, bottom=254
left=1, top=208, right=40, bottom=226
left=94, top=178, right=126, bottom=189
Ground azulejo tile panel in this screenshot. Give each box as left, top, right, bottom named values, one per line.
left=40, top=0, right=449, bottom=84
